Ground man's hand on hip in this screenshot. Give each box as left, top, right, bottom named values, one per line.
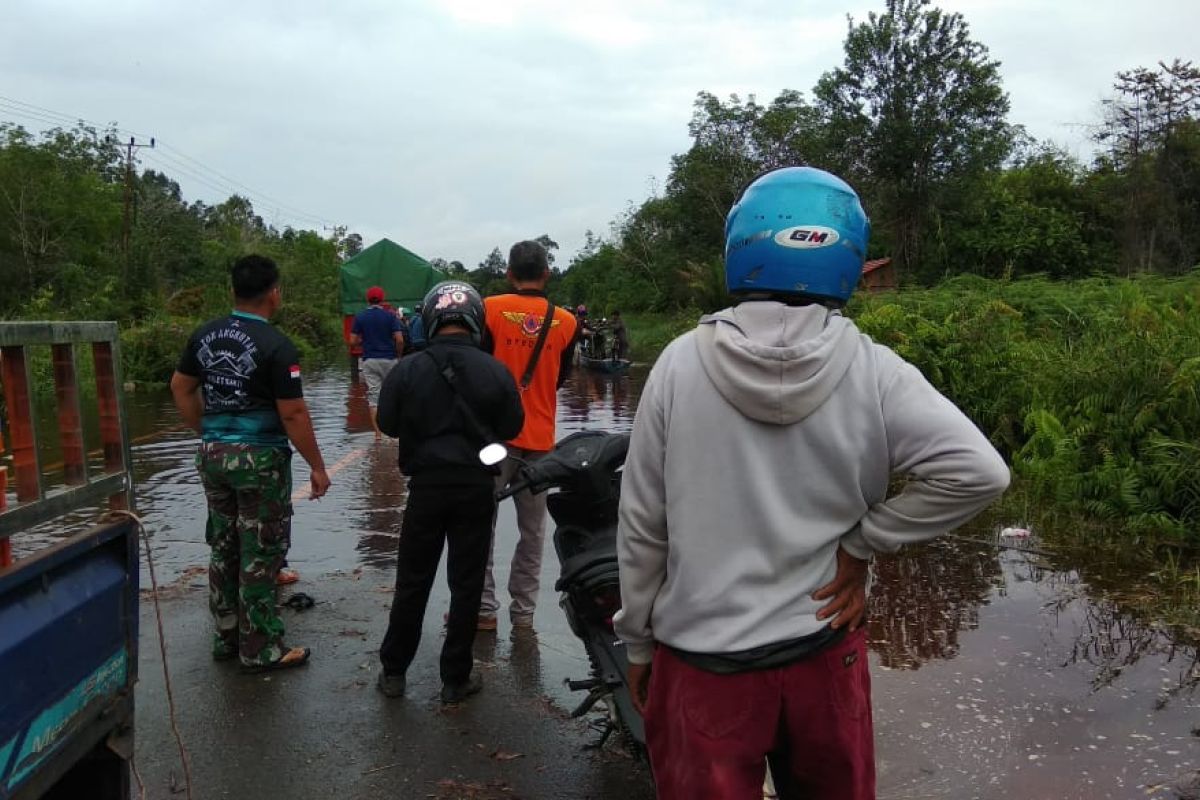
left=812, top=545, right=870, bottom=632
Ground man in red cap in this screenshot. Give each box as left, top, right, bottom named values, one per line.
left=351, top=286, right=405, bottom=439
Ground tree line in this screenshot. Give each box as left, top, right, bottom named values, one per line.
left=1, top=0, right=1197, bottom=369
left=0, top=118, right=379, bottom=381
left=558, top=0, right=1200, bottom=314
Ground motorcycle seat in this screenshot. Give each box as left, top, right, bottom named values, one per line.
left=556, top=543, right=618, bottom=592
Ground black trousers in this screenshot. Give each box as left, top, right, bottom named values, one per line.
left=379, top=482, right=495, bottom=685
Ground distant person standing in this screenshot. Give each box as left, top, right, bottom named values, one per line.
left=375, top=282, right=525, bottom=703
left=609, top=310, right=629, bottom=361
left=170, top=254, right=331, bottom=673
left=406, top=303, right=428, bottom=353
left=351, top=286, right=405, bottom=439
left=479, top=240, right=578, bottom=631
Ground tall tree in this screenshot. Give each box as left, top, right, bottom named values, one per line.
left=1095, top=60, right=1200, bottom=273
left=468, top=246, right=509, bottom=296
left=1098, top=59, right=1200, bottom=167
left=665, top=91, right=825, bottom=260
left=815, top=0, right=1012, bottom=274
left=534, top=234, right=559, bottom=266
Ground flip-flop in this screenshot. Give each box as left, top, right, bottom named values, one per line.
left=277, top=568, right=301, bottom=585
left=240, top=646, right=311, bottom=674
left=283, top=592, right=316, bottom=611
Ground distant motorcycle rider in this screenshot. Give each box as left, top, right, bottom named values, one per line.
left=614, top=167, right=1011, bottom=799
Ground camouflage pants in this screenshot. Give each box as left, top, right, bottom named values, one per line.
left=197, top=443, right=293, bottom=666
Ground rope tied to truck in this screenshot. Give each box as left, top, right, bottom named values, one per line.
left=108, top=509, right=194, bottom=800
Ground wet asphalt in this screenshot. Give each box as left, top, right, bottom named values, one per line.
left=97, top=367, right=1200, bottom=798
left=133, top=572, right=654, bottom=800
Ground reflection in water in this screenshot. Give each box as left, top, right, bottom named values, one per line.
left=508, top=629, right=544, bottom=696
left=557, top=365, right=644, bottom=434
left=353, top=441, right=406, bottom=569
left=344, top=379, right=372, bottom=435
left=868, top=537, right=1001, bottom=670
left=869, top=533, right=1200, bottom=703
left=1051, top=574, right=1200, bottom=697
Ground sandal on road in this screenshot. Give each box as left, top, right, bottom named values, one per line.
left=240, top=646, right=312, bottom=674
left=283, top=592, right=316, bottom=611
left=277, top=568, right=301, bottom=586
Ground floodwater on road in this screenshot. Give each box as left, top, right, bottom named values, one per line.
left=7, top=363, right=1199, bottom=798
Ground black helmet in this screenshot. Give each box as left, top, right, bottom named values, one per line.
left=421, top=281, right=485, bottom=345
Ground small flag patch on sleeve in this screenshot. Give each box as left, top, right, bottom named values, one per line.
left=289, top=365, right=301, bottom=379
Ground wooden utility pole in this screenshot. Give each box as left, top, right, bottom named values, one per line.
left=121, top=136, right=155, bottom=260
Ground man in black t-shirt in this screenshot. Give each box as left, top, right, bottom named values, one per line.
left=171, top=254, right=331, bottom=673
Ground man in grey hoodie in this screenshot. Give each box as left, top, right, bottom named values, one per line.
left=613, top=167, right=1011, bottom=800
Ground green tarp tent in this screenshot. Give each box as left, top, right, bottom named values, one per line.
left=339, top=238, right=448, bottom=315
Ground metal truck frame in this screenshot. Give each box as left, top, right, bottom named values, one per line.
left=0, top=322, right=137, bottom=800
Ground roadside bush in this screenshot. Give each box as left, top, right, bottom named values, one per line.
left=275, top=305, right=340, bottom=360
left=120, top=318, right=191, bottom=385
left=851, top=270, right=1200, bottom=541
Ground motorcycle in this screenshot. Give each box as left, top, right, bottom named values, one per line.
left=489, top=430, right=644, bottom=750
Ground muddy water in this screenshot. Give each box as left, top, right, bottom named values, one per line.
left=7, top=364, right=1199, bottom=798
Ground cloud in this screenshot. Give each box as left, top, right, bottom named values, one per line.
left=1, top=0, right=1196, bottom=265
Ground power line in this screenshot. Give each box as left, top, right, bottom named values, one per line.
left=139, top=150, right=331, bottom=231
left=0, top=94, right=151, bottom=138
left=140, top=148, right=329, bottom=227
left=154, top=142, right=331, bottom=227
left=0, top=102, right=83, bottom=131
left=0, top=94, right=338, bottom=230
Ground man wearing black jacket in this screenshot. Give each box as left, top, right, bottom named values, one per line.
left=375, top=282, right=524, bottom=704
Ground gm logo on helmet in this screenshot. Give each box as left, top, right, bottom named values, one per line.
left=774, top=226, right=840, bottom=249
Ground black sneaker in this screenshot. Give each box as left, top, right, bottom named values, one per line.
left=440, top=674, right=483, bottom=705
left=377, top=671, right=406, bottom=698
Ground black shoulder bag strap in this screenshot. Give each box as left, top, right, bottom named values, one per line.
left=424, top=348, right=495, bottom=445
left=519, top=298, right=555, bottom=391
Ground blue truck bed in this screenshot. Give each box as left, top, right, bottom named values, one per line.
left=0, top=517, right=138, bottom=800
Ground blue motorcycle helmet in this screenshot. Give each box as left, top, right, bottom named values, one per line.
left=724, top=166, right=870, bottom=306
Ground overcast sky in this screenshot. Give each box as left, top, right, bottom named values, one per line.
left=2, top=0, right=1196, bottom=265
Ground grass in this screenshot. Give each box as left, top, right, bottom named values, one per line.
left=623, top=311, right=701, bottom=362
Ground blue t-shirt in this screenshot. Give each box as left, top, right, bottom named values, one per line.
left=352, top=305, right=403, bottom=360
left=407, top=315, right=427, bottom=350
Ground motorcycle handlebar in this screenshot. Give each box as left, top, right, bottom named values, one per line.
left=495, top=478, right=531, bottom=501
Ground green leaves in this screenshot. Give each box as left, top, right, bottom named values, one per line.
left=856, top=272, right=1200, bottom=539
left=815, top=0, right=1012, bottom=271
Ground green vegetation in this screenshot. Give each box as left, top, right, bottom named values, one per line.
left=557, top=2, right=1200, bottom=314
left=550, top=0, right=1200, bottom=567
left=621, top=312, right=699, bottom=360
left=851, top=273, right=1200, bottom=542
left=0, top=124, right=354, bottom=385
left=623, top=273, right=1200, bottom=550
left=1, top=0, right=1198, bottom=566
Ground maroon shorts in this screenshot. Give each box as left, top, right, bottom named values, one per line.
left=644, top=628, right=875, bottom=800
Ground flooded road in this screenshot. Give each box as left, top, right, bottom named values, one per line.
left=9, top=363, right=1200, bottom=797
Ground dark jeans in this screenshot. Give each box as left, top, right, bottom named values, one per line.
left=379, top=482, right=495, bottom=686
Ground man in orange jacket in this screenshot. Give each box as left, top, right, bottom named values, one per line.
left=479, top=240, right=578, bottom=631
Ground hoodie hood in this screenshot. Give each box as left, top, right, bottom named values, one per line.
left=695, top=301, right=861, bottom=425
